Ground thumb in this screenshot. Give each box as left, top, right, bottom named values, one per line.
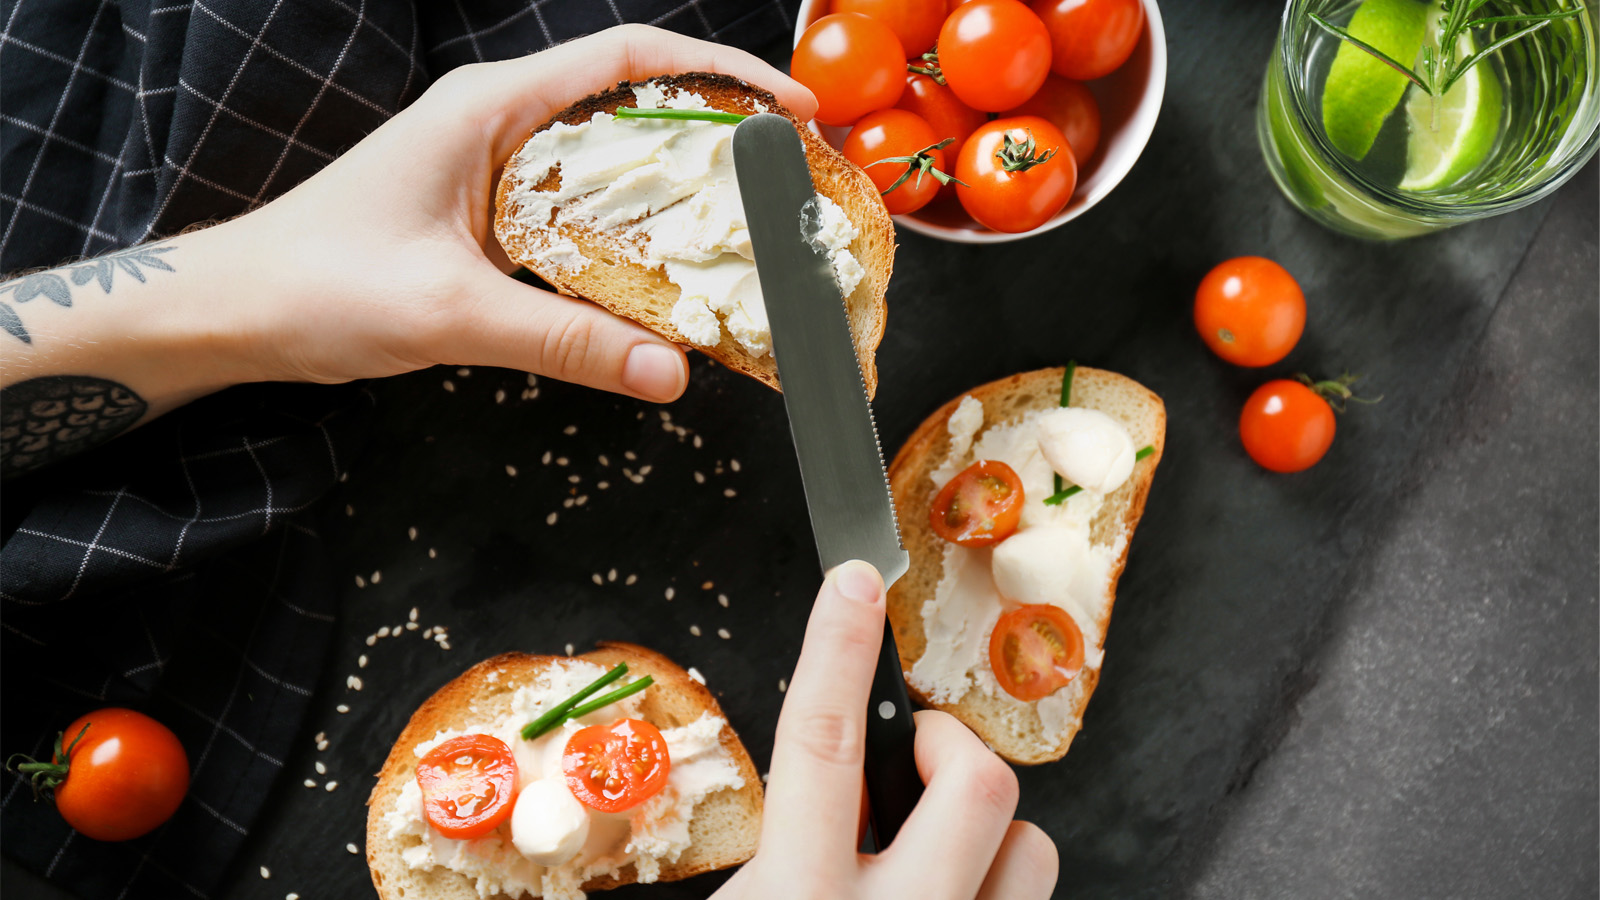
left=451, top=268, right=689, bottom=402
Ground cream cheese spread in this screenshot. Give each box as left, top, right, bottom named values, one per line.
left=506, top=84, right=865, bottom=358
left=382, top=660, right=745, bottom=900
left=907, top=396, right=1135, bottom=754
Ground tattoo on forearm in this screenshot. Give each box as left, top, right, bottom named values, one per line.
left=0, top=242, right=177, bottom=344
left=0, top=376, right=147, bottom=478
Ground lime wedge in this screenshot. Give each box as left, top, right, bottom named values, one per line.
left=1399, top=24, right=1502, bottom=191
left=1321, top=0, right=1430, bottom=160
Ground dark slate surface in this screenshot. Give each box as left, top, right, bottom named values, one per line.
left=6, top=3, right=1596, bottom=899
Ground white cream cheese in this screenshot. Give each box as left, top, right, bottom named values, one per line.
left=381, top=660, right=746, bottom=900
left=506, top=84, right=865, bottom=358
left=907, top=396, right=1135, bottom=754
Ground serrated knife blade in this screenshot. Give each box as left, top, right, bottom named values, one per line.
left=732, top=113, right=920, bottom=848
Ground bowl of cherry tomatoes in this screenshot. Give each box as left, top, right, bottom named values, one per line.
left=792, top=0, right=1166, bottom=242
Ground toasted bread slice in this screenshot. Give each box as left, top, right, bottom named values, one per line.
left=886, top=367, right=1166, bottom=765
left=366, top=643, right=763, bottom=900
left=493, top=72, right=894, bottom=397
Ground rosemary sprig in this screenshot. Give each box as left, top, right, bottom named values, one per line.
left=1309, top=1, right=1585, bottom=97
left=613, top=107, right=747, bottom=125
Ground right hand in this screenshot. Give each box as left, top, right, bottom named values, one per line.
left=715, top=560, right=1059, bottom=900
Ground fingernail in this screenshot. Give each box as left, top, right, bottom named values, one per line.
left=830, top=560, right=884, bottom=606
left=621, top=343, right=686, bottom=402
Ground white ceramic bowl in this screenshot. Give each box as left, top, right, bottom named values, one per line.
left=793, top=0, right=1167, bottom=243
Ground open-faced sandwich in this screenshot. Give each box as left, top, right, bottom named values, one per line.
left=886, top=366, right=1165, bottom=765
left=493, top=73, right=895, bottom=395
left=366, top=644, right=762, bottom=900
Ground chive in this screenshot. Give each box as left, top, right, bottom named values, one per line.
left=1136, top=446, right=1154, bottom=461
left=1042, top=445, right=1154, bottom=506
left=521, top=663, right=629, bottom=740
left=613, top=107, right=747, bottom=125
left=561, top=676, right=654, bottom=722
left=1053, top=362, right=1077, bottom=498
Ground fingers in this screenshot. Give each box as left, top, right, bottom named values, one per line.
left=449, top=266, right=687, bottom=402
left=975, top=821, right=1059, bottom=900
left=872, top=711, right=1020, bottom=899
left=455, top=24, right=818, bottom=160
left=762, top=560, right=887, bottom=859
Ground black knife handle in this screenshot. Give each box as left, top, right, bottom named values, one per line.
left=863, top=620, right=922, bottom=849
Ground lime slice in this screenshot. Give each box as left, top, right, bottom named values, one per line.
left=1399, top=24, right=1502, bottom=191
left=1321, top=0, right=1430, bottom=161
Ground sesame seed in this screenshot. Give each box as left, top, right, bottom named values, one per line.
left=408, top=527, right=418, bottom=541
left=693, top=472, right=705, bottom=484
left=718, top=594, right=729, bottom=607
left=659, top=410, right=672, bottom=422
left=630, top=474, right=644, bottom=484
left=778, top=678, right=788, bottom=692
left=625, top=574, right=637, bottom=586
left=377, top=626, right=390, bottom=638
left=358, top=655, right=368, bottom=668
left=731, top=459, right=741, bottom=472
left=567, top=474, right=580, bottom=484
left=674, top=426, right=687, bottom=437
left=261, top=867, right=271, bottom=879
left=495, top=389, right=506, bottom=404
left=693, top=435, right=703, bottom=448
left=355, top=575, right=366, bottom=588
left=339, top=472, right=349, bottom=482
left=542, top=451, right=552, bottom=465
left=556, top=457, right=569, bottom=466
left=702, top=581, right=714, bottom=590
left=506, top=464, right=519, bottom=477
left=565, top=643, right=575, bottom=656
left=624, top=451, right=637, bottom=461
left=289, top=893, right=301, bottom=899
left=528, top=373, right=539, bottom=386
left=598, top=455, right=610, bottom=466
left=597, top=481, right=610, bottom=490
left=636, top=411, right=644, bottom=419
left=315, top=761, right=327, bottom=775
left=439, top=640, right=451, bottom=650
left=348, top=676, right=363, bottom=691
left=434, top=632, right=447, bottom=643
left=639, top=465, right=653, bottom=476
left=575, top=495, right=589, bottom=506
left=761, top=771, right=770, bottom=783
left=592, top=573, right=603, bottom=585
left=347, top=843, right=359, bottom=855
left=688, top=667, right=705, bottom=685
left=365, top=635, right=376, bottom=646
left=345, top=504, right=354, bottom=516
left=530, top=387, right=540, bottom=399
left=304, top=779, right=316, bottom=788
left=428, top=547, right=437, bottom=559
left=662, top=421, right=674, bottom=432
left=336, top=704, right=349, bottom=714
left=443, top=380, right=455, bottom=392
left=607, top=568, right=617, bottom=582
left=409, top=607, right=418, bottom=622
left=317, top=740, right=328, bottom=751
left=325, top=781, right=338, bottom=792
left=547, top=512, right=558, bottom=525
left=315, top=732, right=325, bottom=743
left=406, top=621, right=418, bottom=631
left=457, top=368, right=471, bottom=377
left=622, top=467, right=633, bottom=478
left=423, top=628, right=433, bottom=638
left=724, top=488, right=737, bottom=498
left=689, top=625, right=701, bottom=637
left=563, top=425, right=577, bottom=435
left=370, top=571, right=381, bottom=584
left=665, top=587, right=676, bottom=600
left=717, top=628, right=731, bottom=639
left=563, top=498, right=574, bottom=508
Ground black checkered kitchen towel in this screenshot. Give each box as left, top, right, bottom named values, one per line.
left=0, top=2, right=794, bottom=897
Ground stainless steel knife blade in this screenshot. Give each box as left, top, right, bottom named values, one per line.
left=732, top=113, right=919, bottom=848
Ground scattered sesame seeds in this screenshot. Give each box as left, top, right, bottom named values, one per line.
left=355, top=575, right=366, bottom=588
left=423, top=628, right=434, bottom=638
left=495, top=389, right=506, bottom=404
left=442, top=380, right=456, bottom=392
left=565, top=643, right=575, bottom=656
left=528, top=373, right=539, bottom=386
left=377, top=626, right=390, bottom=638
left=317, top=739, right=328, bottom=751
left=542, top=451, right=552, bottom=465
left=625, top=574, right=637, bottom=586
left=575, top=495, right=589, bottom=506
left=630, top=473, right=644, bottom=484
left=597, top=481, right=610, bottom=490
left=304, top=779, right=316, bottom=788
left=439, top=640, right=451, bottom=650
left=347, top=676, right=363, bottom=691
left=409, top=607, right=418, bottom=622
left=687, top=667, right=705, bottom=685
left=365, top=635, right=377, bottom=646
left=345, top=504, right=354, bottom=517
left=639, top=465, right=653, bottom=476
left=718, top=594, right=729, bottom=607
left=428, top=547, right=438, bottom=559
left=661, top=421, right=674, bottom=432
left=339, top=472, right=349, bottom=482
left=607, top=568, right=618, bottom=582
left=567, top=474, right=581, bottom=484
left=563, top=425, right=577, bottom=435
left=778, top=678, right=788, bottom=692
left=724, top=488, right=737, bottom=498
left=693, top=435, right=703, bottom=448
left=624, top=451, right=637, bottom=461
left=325, top=781, right=338, bottom=792
left=261, top=867, right=271, bottom=879
left=592, top=573, right=603, bottom=585
left=731, top=459, right=742, bottom=472
left=717, top=628, right=731, bottom=639
left=556, top=457, right=569, bottom=466
left=347, top=843, right=360, bottom=855
left=689, top=625, right=702, bottom=637
left=408, top=526, right=418, bottom=541
left=506, top=464, right=519, bottom=477
left=659, top=410, right=672, bottom=422
left=598, top=454, right=610, bottom=466
left=315, top=761, right=327, bottom=775
left=289, top=893, right=301, bottom=900
left=563, top=498, right=574, bottom=509
left=370, top=571, right=381, bottom=584
left=674, top=426, right=687, bottom=438
left=702, top=581, right=714, bottom=590
left=315, top=732, right=325, bottom=743
left=336, top=704, right=349, bottom=714
left=547, top=512, right=559, bottom=525
left=693, top=472, right=706, bottom=484
left=665, top=587, right=676, bottom=600
left=358, top=654, right=368, bottom=668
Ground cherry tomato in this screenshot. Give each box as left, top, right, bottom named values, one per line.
left=989, top=605, right=1085, bottom=701
left=9, top=708, right=190, bottom=841
left=896, top=72, right=988, bottom=197
left=792, top=14, right=907, bottom=126
left=956, top=116, right=1078, bottom=233
left=563, top=718, right=671, bottom=813
left=1032, top=0, right=1146, bottom=81
left=1003, top=74, right=1101, bottom=164
left=938, top=0, right=1053, bottom=112
left=930, top=459, right=1025, bottom=547
left=1239, top=380, right=1336, bottom=473
left=416, top=734, right=519, bottom=839
left=835, top=0, right=946, bottom=56
left=1194, top=256, right=1307, bottom=368
left=843, top=109, right=949, bottom=214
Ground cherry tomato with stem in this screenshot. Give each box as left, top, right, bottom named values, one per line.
left=792, top=14, right=907, bottom=126
left=1195, top=256, right=1307, bottom=368
left=1032, top=0, right=1146, bottom=81
left=956, top=116, right=1078, bottom=233
left=1240, top=374, right=1370, bottom=474
left=563, top=718, right=671, bottom=813
left=938, top=0, right=1053, bottom=112
left=835, top=0, right=946, bottom=57
left=843, top=109, right=961, bottom=214
left=896, top=72, right=988, bottom=197
left=5, top=708, right=189, bottom=842
left=989, top=605, right=1086, bottom=701
left=416, top=734, right=519, bottom=839
left=1003, top=74, right=1102, bottom=165
left=930, top=459, right=1025, bottom=547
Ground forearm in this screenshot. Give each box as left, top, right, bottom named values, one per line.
left=0, top=219, right=273, bottom=477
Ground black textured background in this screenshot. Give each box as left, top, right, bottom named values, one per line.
left=7, top=2, right=1596, bottom=898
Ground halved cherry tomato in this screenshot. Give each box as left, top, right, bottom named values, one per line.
left=843, top=109, right=950, bottom=214
left=956, top=116, right=1078, bottom=233
left=416, top=734, right=519, bottom=839
left=6, top=708, right=190, bottom=841
left=792, top=14, right=907, bottom=126
left=1003, top=75, right=1102, bottom=165
left=563, top=718, right=671, bottom=813
left=989, top=605, right=1085, bottom=701
left=1032, top=0, right=1145, bottom=81
left=1195, top=257, right=1306, bottom=368
left=836, top=0, right=946, bottom=56
left=1239, top=380, right=1336, bottom=473
left=938, top=0, right=1053, bottom=112
left=930, top=460, right=1025, bottom=547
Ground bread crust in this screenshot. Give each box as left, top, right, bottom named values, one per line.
left=493, top=72, right=894, bottom=397
left=365, top=643, right=763, bottom=900
left=885, top=367, right=1166, bottom=764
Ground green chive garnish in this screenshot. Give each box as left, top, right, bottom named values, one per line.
left=613, top=107, right=747, bottom=125
left=561, top=676, right=654, bottom=723
left=521, top=663, right=629, bottom=740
